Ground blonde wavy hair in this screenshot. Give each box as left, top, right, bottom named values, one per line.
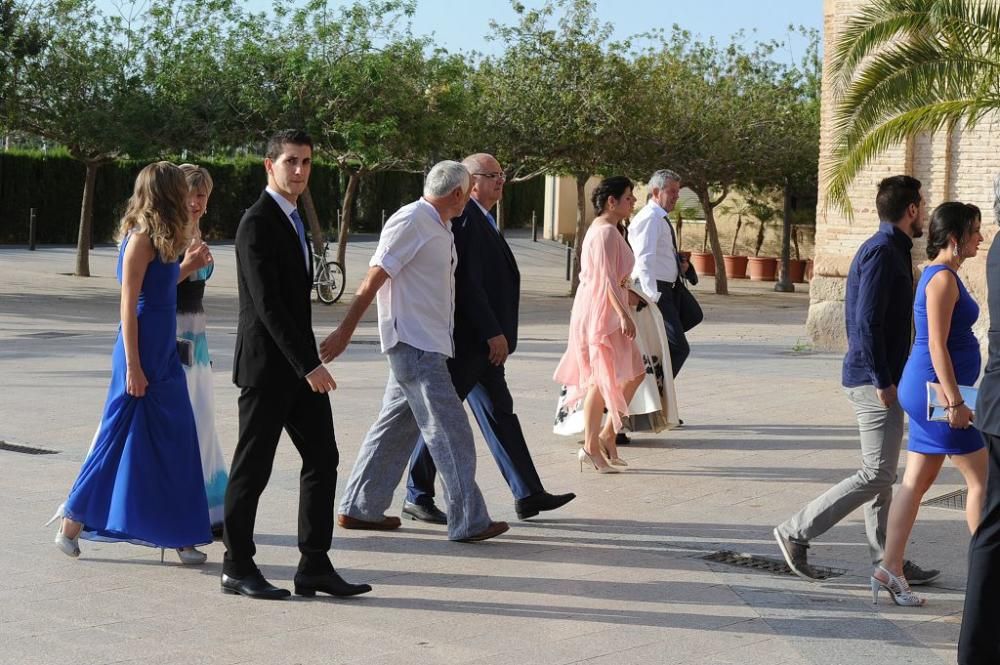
left=179, top=163, right=213, bottom=197
left=117, top=161, right=190, bottom=263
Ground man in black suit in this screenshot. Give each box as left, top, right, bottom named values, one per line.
left=959, top=186, right=1000, bottom=664
left=400, top=153, right=575, bottom=525
left=221, top=129, right=370, bottom=600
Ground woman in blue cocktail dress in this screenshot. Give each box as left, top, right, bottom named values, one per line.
left=873, top=202, right=988, bottom=607
left=47, top=162, right=213, bottom=563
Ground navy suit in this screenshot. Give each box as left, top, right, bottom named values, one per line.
left=406, top=199, right=544, bottom=504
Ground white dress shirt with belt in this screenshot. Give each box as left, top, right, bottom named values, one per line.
left=369, top=198, right=457, bottom=357
left=629, top=200, right=678, bottom=302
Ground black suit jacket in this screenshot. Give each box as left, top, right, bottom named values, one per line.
left=452, top=199, right=521, bottom=357
left=233, top=191, right=320, bottom=388
left=978, top=240, right=1000, bottom=435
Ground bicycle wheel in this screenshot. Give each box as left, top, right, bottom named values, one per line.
left=315, top=260, right=345, bottom=304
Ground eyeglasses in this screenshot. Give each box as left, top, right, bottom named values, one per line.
left=473, top=172, right=506, bottom=181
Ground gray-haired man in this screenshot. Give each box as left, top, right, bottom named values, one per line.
left=630, top=169, right=688, bottom=377
left=320, top=160, right=508, bottom=543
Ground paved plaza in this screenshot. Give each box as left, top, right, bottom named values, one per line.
left=0, top=233, right=974, bottom=664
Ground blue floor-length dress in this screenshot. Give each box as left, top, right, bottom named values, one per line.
left=898, top=263, right=985, bottom=455
left=63, top=235, right=212, bottom=548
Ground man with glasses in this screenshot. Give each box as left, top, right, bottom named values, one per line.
left=402, top=153, right=576, bottom=524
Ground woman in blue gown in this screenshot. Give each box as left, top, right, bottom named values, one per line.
left=872, top=202, right=988, bottom=607
left=48, top=162, right=213, bottom=561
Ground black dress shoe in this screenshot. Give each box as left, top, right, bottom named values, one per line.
left=220, top=571, right=291, bottom=600
left=515, top=491, right=577, bottom=520
left=294, top=570, right=372, bottom=598
left=402, top=500, right=448, bottom=525
left=615, top=432, right=631, bottom=446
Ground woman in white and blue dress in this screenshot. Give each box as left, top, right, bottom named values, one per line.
left=48, top=162, right=213, bottom=563
left=177, top=164, right=228, bottom=536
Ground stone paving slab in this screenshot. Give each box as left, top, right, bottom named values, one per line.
left=0, top=232, right=970, bottom=664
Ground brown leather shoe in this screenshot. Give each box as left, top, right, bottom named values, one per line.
left=337, top=513, right=402, bottom=530
left=456, top=521, right=509, bottom=542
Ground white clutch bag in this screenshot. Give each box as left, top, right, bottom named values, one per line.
left=927, top=382, right=978, bottom=422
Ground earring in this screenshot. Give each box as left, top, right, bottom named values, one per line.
left=953, top=243, right=961, bottom=260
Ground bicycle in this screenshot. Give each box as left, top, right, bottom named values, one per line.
left=312, top=240, right=346, bottom=304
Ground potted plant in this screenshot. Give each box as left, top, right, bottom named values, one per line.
left=722, top=204, right=749, bottom=279
left=747, top=217, right=776, bottom=281
left=678, top=202, right=714, bottom=276
left=786, top=226, right=807, bottom=283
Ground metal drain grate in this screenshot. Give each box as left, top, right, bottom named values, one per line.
left=922, top=488, right=967, bottom=511
left=702, top=550, right=845, bottom=580
left=0, top=441, right=60, bottom=455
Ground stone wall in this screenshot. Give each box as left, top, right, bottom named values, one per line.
left=808, top=0, right=1000, bottom=352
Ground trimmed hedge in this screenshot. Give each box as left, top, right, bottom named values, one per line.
left=0, top=151, right=545, bottom=243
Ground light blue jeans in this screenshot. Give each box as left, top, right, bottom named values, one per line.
left=338, top=343, right=492, bottom=540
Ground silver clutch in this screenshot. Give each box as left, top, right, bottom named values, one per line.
left=927, top=382, right=977, bottom=422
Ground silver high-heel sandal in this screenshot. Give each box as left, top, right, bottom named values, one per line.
left=870, top=566, right=925, bottom=607
left=577, top=448, right=621, bottom=474
left=45, top=504, right=81, bottom=558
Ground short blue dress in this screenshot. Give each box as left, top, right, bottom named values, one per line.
left=63, top=235, right=212, bottom=548
left=898, top=264, right=985, bottom=455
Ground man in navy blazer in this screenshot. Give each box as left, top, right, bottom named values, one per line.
left=401, top=153, right=575, bottom=523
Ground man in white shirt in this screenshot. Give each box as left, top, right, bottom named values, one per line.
left=319, top=160, right=508, bottom=543
left=629, top=169, right=690, bottom=378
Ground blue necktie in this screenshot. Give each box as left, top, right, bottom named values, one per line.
left=486, top=211, right=499, bottom=232
left=290, top=209, right=309, bottom=268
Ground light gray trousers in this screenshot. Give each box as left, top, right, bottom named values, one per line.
left=338, top=343, right=492, bottom=540
left=778, top=385, right=904, bottom=564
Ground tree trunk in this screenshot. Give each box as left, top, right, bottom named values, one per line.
left=698, top=189, right=728, bottom=296
left=299, top=187, right=324, bottom=255
left=75, top=160, right=100, bottom=277
left=570, top=175, right=587, bottom=296
left=336, top=169, right=362, bottom=268
left=775, top=181, right=795, bottom=293
left=495, top=197, right=505, bottom=233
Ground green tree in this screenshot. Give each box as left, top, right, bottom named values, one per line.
left=9, top=0, right=171, bottom=276
left=826, top=0, right=1000, bottom=215
left=492, top=0, right=639, bottom=294
left=634, top=29, right=812, bottom=295
left=1, top=0, right=48, bottom=141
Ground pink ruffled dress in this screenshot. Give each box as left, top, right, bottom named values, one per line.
left=554, top=222, right=644, bottom=429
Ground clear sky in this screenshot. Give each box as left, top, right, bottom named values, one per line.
left=95, top=0, right=822, bottom=64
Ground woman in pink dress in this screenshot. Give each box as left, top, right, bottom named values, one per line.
left=554, top=176, right=646, bottom=474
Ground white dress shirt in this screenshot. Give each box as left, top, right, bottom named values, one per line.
left=265, top=187, right=309, bottom=271
left=629, top=200, right=679, bottom=302
left=369, top=198, right=456, bottom=357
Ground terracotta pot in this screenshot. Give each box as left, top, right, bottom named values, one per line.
left=787, top=258, right=807, bottom=283
left=723, top=254, right=748, bottom=279
left=678, top=250, right=691, bottom=261
left=805, top=258, right=814, bottom=282
left=690, top=251, right=715, bottom=276
left=748, top=256, right=777, bottom=281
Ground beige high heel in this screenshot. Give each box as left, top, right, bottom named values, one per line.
left=598, top=437, right=628, bottom=467
left=578, top=448, right=621, bottom=474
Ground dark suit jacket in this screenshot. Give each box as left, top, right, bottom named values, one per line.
left=978, top=240, right=1000, bottom=435
left=232, top=191, right=320, bottom=388
left=452, top=199, right=521, bottom=357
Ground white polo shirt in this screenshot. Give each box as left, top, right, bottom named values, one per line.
left=629, top=200, right=679, bottom=301
left=369, top=198, right=456, bottom=357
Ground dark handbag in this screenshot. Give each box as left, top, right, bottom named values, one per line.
left=673, top=278, right=703, bottom=332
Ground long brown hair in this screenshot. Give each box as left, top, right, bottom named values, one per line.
left=117, top=161, right=190, bottom=262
